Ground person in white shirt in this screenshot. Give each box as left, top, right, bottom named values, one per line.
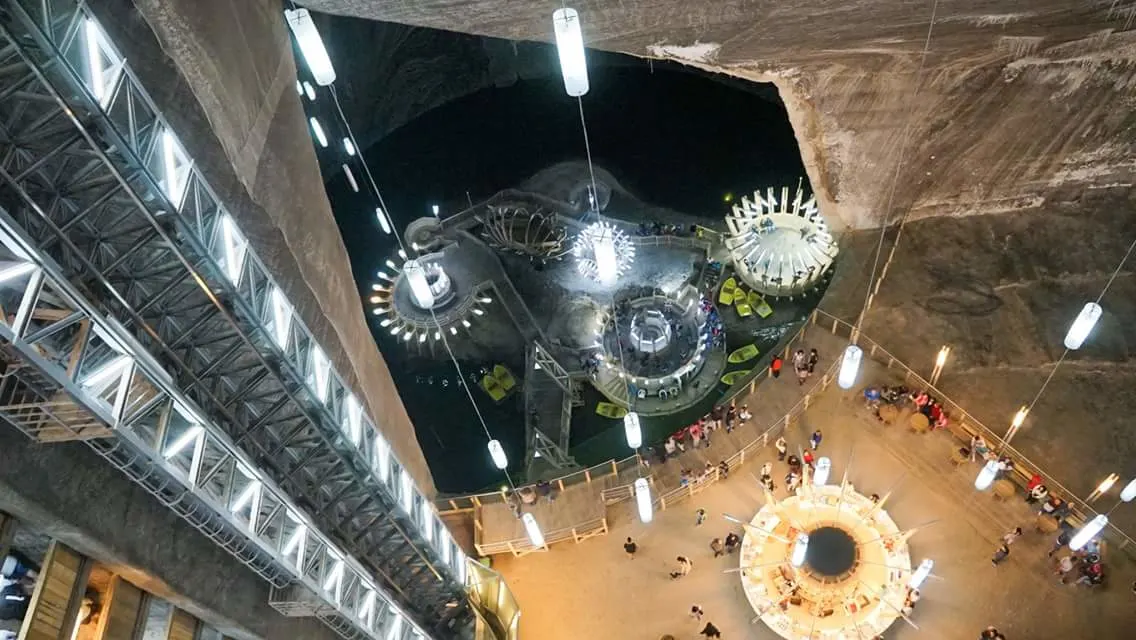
left=1002, top=527, right=1023, bottom=546
left=739, top=404, right=752, bottom=422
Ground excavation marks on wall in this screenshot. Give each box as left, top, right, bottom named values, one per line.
left=918, top=263, right=1004, bottom=317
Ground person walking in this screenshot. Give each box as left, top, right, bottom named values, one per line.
left=724, top=532, right=741, bottom=554
left=795, top=364, right=808, bottom=385
left=670, top=556, right=693, bottom=579
left=695, top=508, right=707, bottom=526
left=786, top=471, right=801, bottom=493
left=810, top=430, right=823, bottom=450
left=775, top=436, right=787, bottom=461
left=991, top=542, right=1010, bottom=566
left=1048, top=529, right=1072, bottom=557
left=623, top=537, right=638, bottom=559
left=1055, top=555, right=1076, bottom=584
left=807, top=348, right=819, bottom=374
left=792, top=349, right=806, bottom=371
left=770, top=355, right=783, bottom=378
left=689, top=604, right=704, bottom=621
left=700, top=622, right=722, bottom=638
left=1001, top=527, right=1023, bottom=546
left=710, top=538, right=724, bottom=558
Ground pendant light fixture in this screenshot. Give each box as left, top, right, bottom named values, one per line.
left=634, top=477, right=653, bottom=523
left=552, top=8, right=588, bottom=97
left=1064, top=302, right=1102, bottom=350
left=285, top=9, right=336, bottom=85
left=837, top=344, right=863, bottom=389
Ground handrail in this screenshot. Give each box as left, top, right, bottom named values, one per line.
left=810, top=309, right=1134, bottom=551
left=441, top=307, right=1136, bottom=556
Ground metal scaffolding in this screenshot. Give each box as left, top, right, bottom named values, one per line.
left=0, top=1, right=469, bottom=638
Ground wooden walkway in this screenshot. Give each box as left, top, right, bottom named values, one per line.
left=476, top=478, right=607, bottom=556
left=471, top=324, right=848, bottom=555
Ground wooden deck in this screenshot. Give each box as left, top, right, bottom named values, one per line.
left=475, top=476, right=608, bottom=556
left=471, top=324, right=848, bottom=556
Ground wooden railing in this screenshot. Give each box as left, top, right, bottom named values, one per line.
left=439, top=308, right=1136, bottom=556
left=809, top=309, right=1136, bottom=554
left=473, top=513, right=608, bottom=557
left=437, top=457, right=640, bottom=514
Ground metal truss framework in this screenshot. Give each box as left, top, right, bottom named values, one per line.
left=523, top=343, right=576, bottom=475
left=0, top=2, right=469, bottom=637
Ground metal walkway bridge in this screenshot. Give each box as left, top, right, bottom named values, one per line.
left=0, top=2, right=468, bottom=638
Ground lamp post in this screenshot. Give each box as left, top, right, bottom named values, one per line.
left=929, top=346, right=950, bottom=386
left=1086, top=473, right=1119, bottom=504
left=1003, top=406, right=1029, bottom=446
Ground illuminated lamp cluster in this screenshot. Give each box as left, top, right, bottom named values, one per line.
left=366, top=251, right=491, bottom=345
left=572, top=221, right=635, bottom=284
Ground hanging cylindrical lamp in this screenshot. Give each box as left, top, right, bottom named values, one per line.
left=285, top=9, right=336, bottom=86
left=552, top=8, right=589, bottom=97
left=813, top=457, right=831, bottom=485
left=487, top=439, right=508, bottom=470
left=403, top=260, right=435, bottom=309
left=908, top=558, right=933, bottom=589
left=623, top=411, right=642, bottom=449
left=837, top=344, right=863, bottom=389
left=522, top=512, right=546, bottom=547
left=1120, top=478, right=1136, bottom=503
left=592, top=225, right=618, bottom=283
left=1064, top=302, right=1102, bottom=350
left=790, top=532, right=809, bottom=567
left=974, top=459, right=1000, bottom=490
left=634, top=477, right=653, bottom=523
left=1068, top=514, right=1108, bottom=551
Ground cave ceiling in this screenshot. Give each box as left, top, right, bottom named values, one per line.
left=303, top=0, right=1136, bottom=231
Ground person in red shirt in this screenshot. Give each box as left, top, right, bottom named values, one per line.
left=770, top=355, right=783, bottom=378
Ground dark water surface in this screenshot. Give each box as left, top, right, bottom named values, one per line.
left=328, top=58, right=811, bottom=493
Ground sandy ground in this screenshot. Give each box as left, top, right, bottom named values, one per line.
left=491, top=370, right=1134, bottom=639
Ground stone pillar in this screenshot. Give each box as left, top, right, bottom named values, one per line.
left=91, top=577, right=144, bottom=640
left=18, top=542, right=90, bottom=640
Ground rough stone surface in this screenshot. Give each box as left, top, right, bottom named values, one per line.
left=303, top=0, right=1136, bottom=229
left=89, top=0, right=436, bottom=496
left=0, top=428, right=340, bottom=640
